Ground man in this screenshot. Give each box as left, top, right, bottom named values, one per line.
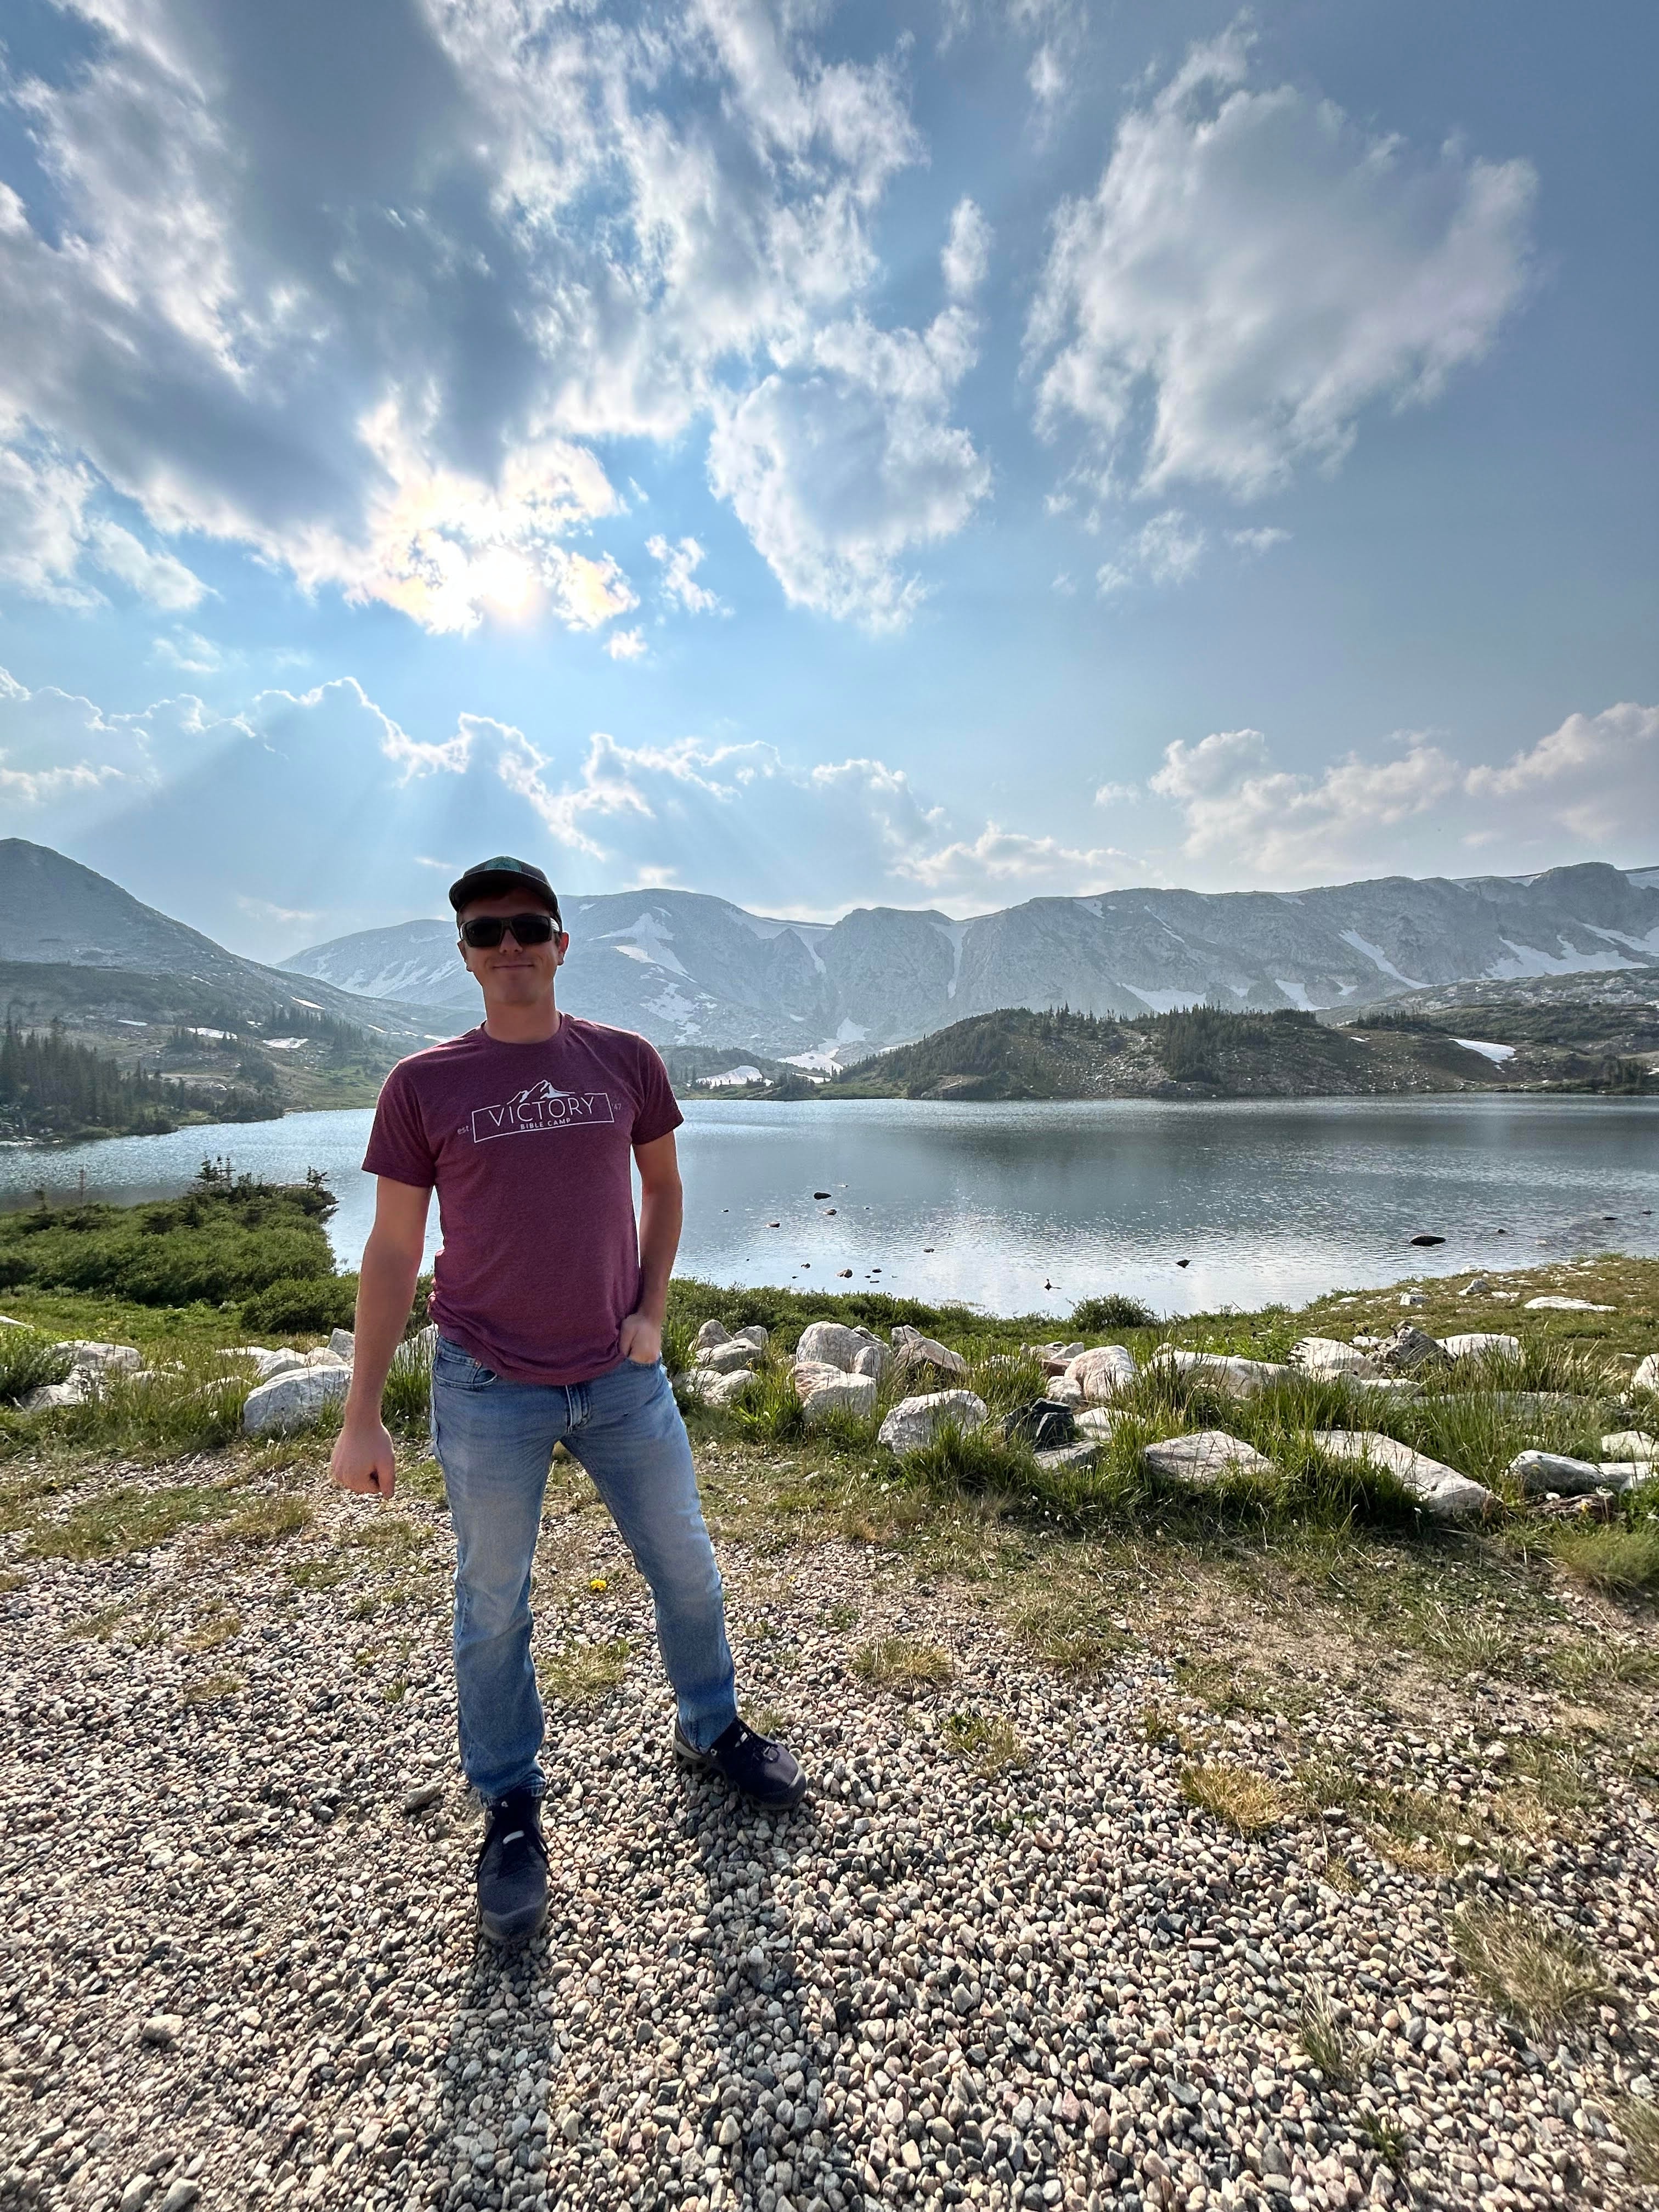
left=330, top=855, right=806, bottom=1944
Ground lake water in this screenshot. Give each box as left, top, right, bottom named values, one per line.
left=2, top=1096, right=1656, bottom=1318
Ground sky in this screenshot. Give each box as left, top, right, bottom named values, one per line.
left=0, top=0, right=1654, bottom=961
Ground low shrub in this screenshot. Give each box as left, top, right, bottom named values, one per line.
left=0, top=1176, right=337, bottom=1307
left=239, top=1273, right=360, bottom=1335
left=381, top=1332, right=434, bottom=1434
left=1070, top=1293, right=1157, bottom=1332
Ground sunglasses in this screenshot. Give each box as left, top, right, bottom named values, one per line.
left=459, top=912, right=559, bottom=948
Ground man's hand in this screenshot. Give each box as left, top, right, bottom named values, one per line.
left=619, top=1310, right=663, bottom=1365
left=331, top=1417, right=398, bottom=1499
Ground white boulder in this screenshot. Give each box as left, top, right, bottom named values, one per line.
left=1141, top=1431, right=1276, bottom=1486
left=1440, top=1333, right=1521, bottom=1364
left=797, top=1321, right=881, bottom=1372
left=59, top=1339, right=143, bottom=1374
left=1508, top=1450, right=1611, bottom=1499
left=1524, top=1296, right=1613, bottom=1313
left=1035, top=1441, right=1102, bottom=1473
left=1634, top=1352, right=1659, bottom=1395
left=1602, top=1431, right=1659, bottom=1461
left=878, top=1390, right=988, bottom=1455
left=694, top=1319, right=731, bottom=1352
left=1313, top=1429, right=1493, bottom=1523
left=328, top=1327, right=357, bottom=1360
left=691, top=1369, right=754, bottom=1408
left=1075, top=1407, right=1123, bottom=1440
left=1065, top=1345, right=1138, bottom=1401
left=890, top=1326, right=970, bottom=1382
left=730, top=1324, right=770, bottom=1351
left=1148, top=1347, right=1287, bottom=1397
left=22, top=1376, right=95, bottom=1412
left=302, top=1347, right=349, bottom=1370
left=695, top=1340, right=757, bottom=1375
left=792, top=1359, right=850, bottom=1401
left=240, top=1347, right=307, bottom=1381
left=801, top=1374, right=878, bottom=1427
left=851, top=1342, right=891, bottom=1380
left=1289, top=1338, right=1383, bottom=1379
left=242, top=1366, right=353, bottom=1436
left=1048, top=1378, right=1085, bottom=1409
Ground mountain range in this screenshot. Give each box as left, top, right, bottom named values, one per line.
left=280, top=864, right=1659, bottom=1064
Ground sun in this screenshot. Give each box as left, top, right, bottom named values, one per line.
left=474, top=546, right=535, bottom=614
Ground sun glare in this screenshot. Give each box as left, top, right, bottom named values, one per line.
left=475, top=546, right=535, bottom=614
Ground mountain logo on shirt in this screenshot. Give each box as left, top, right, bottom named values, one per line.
left=470, top=1081, right=617, bottom=1143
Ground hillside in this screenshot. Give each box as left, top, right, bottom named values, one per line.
left=820, top=1004, right=1657, bottom=1102
left=280, top=862, right=1659, bottom=1061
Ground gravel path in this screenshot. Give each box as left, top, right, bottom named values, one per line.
left=1, top=1459, right=1656, bottom=2212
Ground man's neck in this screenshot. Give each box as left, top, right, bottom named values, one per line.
left=481, top=992, right=563, bottom=1045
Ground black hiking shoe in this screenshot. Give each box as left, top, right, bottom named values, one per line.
left=476, top=1787, right=548, bottom=1944
left=674, top=1717, right=809, bottom=1811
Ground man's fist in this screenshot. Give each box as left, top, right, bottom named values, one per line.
left=619, top=1310, right=663, bottom=1366
left=331, top=1417, right=397, bottom=1499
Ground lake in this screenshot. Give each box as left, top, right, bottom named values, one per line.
left=2, top=1095, right=1656, bottom=1318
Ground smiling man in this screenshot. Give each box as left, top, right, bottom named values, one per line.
left=330, top=855, right=806, bottom=1945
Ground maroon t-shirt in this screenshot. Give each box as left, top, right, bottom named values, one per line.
left=362, top=1019, right=683, bottom=1384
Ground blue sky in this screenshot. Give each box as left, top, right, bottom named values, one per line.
left=0, top=0, right=1653, bottom=959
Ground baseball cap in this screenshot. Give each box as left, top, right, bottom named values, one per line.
left=448, top=856, right=562, bottom=925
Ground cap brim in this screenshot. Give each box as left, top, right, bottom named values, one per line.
left=449, top=871, right=560, bottom=915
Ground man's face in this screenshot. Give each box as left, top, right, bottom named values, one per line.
left=456, top=890, right=569, bottom=1005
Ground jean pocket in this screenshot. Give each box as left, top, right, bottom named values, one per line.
left=436, top=1339, right=498, bottom=1389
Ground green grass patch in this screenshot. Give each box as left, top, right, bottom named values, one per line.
left=941, top=1711, right=1025, bottom=1773
left=854, top=1637, right=953, bottom=1689
left=0, top=1327, right=74, bottom=1406
left=538, top=1638, right=629, bottom=1702
left=1547, top=1521, right=1659, bottom=1596
left=26, top=1481, right=238, bottom=1560
left=209, top=1492, right=315, bottom=1547
left=1452, top=1904, right=1610, bottom=2032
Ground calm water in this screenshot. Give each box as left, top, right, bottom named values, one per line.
left=2, top=1096, right=1656, bottom=1317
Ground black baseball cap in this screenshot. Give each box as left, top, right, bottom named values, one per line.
left=448, top=856, right=562, bottom=926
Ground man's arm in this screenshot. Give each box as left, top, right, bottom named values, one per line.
left=618, top=1131, right=682, bottom=1365
left=330, top=1176, right=431, bottom=1499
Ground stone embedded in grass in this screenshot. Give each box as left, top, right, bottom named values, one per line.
left=1141, top=1431, right=1276, bottom=1486
left=1602, top=1430, right=1659, bottom=1460
left=61, top=1340, right=144, bottom=1374
left=1075, top=1406, right=1124, bottom=1440
left=1440, top=1332, right=1521, bottom=1363
left=1148, top=1347, right=1288, bottom=1397
left=21, top=1375, right=95, bottom=1412
left=1034, top=1441, right=1102, bottom=1473
left=1289, top=1338, right=1383, bottom=1379
left=791, top=1358, right=848, bottom=1401
left=695, top=1339, right=757, bottom=1375
left=1525, top=1296, right=1614, bottom=1313
left=329, top=1327, right=356, bottom=1359
left=730, top=1323, right=769, bottom=1351
left=1634, top=1352, right=1658, bottom=1393
left=1313, top=1429, right=1495, bottom=1523
left=890, top=1325, right=969, bottom=1383
left=878, top=1390, right=989, bottom=1455
left=1065, top=1345, right=1138, bottom=1401
left=1508, top=1451, right=1612, bottom=1499
left=694, top=1318, right=730, bottom=1351
left=801, top=1374, right=878, bottom=1426
left=1374, top=1323, right=1449, bottom=1374
left=687, top=1368, right=753, bottom=1407
left=242, top=1366, right=352, bottom=1436
left=797, top=1319, right=883, bottom=1372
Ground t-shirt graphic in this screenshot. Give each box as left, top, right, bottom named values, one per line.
left=470, top=1079, right=616, bottom=1143
left=362, top=1019, right=682, bottom=1384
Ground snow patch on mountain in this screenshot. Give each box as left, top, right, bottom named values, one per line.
left=1339, top=930, right=1427, bottom=989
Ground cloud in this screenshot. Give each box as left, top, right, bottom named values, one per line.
left=1141, top=706, right=1658, bottom=883
left=1028, top=26, right=1535, bottom=501
left=1097, top=508, right=1206, bottom=595
left=604, top=628, right=649, bottom=663
left=646, top=535, right=726, bottom=617
left=941, top=198, right=991, bottom=300
left=706, top=310, right=990, bottom=630
left=0, top=0, right=976, bottom=634
left=1229, top=526, right=1290, bottom=557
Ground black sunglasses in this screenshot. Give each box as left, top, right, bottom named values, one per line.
left=459, top=912, right=558, bottom=949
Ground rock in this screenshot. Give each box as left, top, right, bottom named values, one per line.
left=800, top=1374, right=878, bottom=1425
left=1634, top=1352, right=1659, bottom=1394
left=694, top=1319, right=731, bottom=1351
left=792, top=1359, right=850, bottom=1401
left=1141, top=1431, right=1276, bottom=1485
left=1075, top=1406, right=1124, bottom=1440
left=142, top=2013, right=184, bottom=2046
left=159, top=2185, right=200, bottom=2212
left=302, top=1347, right=348, bottom=1369
left=878, top=1391, right=989, bottom=1455
left=890, top=1325, right=970, bottom=1382
left=1460, top=1276, right=1490, bottom=1296
left=21, top=1376, right=95, bottom=1412
left=1508, top=1451, right=1612, bottom=1499
left=1064, top=1345, right=1138, bottom=1401
left=1049, top=1377, right=1085, bottom=1408
left=1000, top=1400, right=1077, bottom=1451
left=242, top=1366, right=353, bottom=1436
left=690, top=1369, right=754, bottom=1408
left=1525, top=1295, right=1614, bottom=1312
left=1347, top=1376, right=1425, bottom=1399
left=1602, top=1430, right=1659, bottom=1460
left=797, top=1321, right=881, bottom=1372
left=1312, top=1430, right=1495, bottom=1522
left=695, top=1340, right=757, bottom=1375
left=851, top=1341, right=890, bottom=1379
left=731, top=1324, right=770, bottom=1351
left=1034, top=1442, right=1102, bottom=1472
left=59, top=1339, right=143, bottom=1373
left=400, top=1781, right=445, bottom=1814
left=1289, top=1338, right=1383, bottom=1378
left=1398, top=1291, right=1429, bottom=1308
left=328, top=1326, right=356, bottom=1359
left=1409, top=1233, right=1446, bottom=1246
left=1440, top=1332, right=1521, bottom=1364
left=247, top=1348, right=307, bottom=1381
left=1374, top=1324, right=1449, bottom=1374
left=1147, top=1347, right=1288, bottom=1396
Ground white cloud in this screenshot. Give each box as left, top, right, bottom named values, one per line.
left=941, top=198, right=991, bottom=300
left=605, top=628, right=649, bottom=662
left=646, top=536, right=726, bottom=617
left=1141, top=706, right=1658, bottom=884
left=1028, top=26, right=1535, bottom=501
left=1097, top=508, right=1206, bottom=596
left=706, top=310, right=990, bottom=630
left=0, top=0, right=974, bottom=634
left=151, top=630, right=224, bottom=674
left=1229, top=526, right=1290, bottom=557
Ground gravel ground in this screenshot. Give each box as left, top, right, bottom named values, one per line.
left=1, top=1458, right=1656, bottom=2212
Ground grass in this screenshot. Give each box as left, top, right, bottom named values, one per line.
left=210, top=1493, right=314, bottom=1547
left=180, top=1669, right=243, bottom=1707
left=1547, top=1522, right=1659, bottom=1596
left=1297, top=1988, right=1355, bottom=2087
left=538, top=1639, right=630, bottom=1703
left=1180, top=1761, right=1287, bottom=1835
left=0, top=1327, right=74, bottom=1406
left=1452, top=1904, right=1610, bottom=2033
left=941, top=1711, right=1025, bottom=1774
left=1010, top=1588, right=1130, bottom=1677
left=854, top=1637, right=954, bottom=1689
left=1619, top=2099, right=1659, bottom=2187
left=182, top=1603, right=241, bottom=1652
left=25, top=1481, right=239, bottom=1560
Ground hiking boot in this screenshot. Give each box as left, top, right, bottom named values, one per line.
left=674, top=1716, right=809, bottom=1810
left=475, top=1786, right=548, bottom=1944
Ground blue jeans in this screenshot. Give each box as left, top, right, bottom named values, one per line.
left=430, top=1338, right=738, bottom=1802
